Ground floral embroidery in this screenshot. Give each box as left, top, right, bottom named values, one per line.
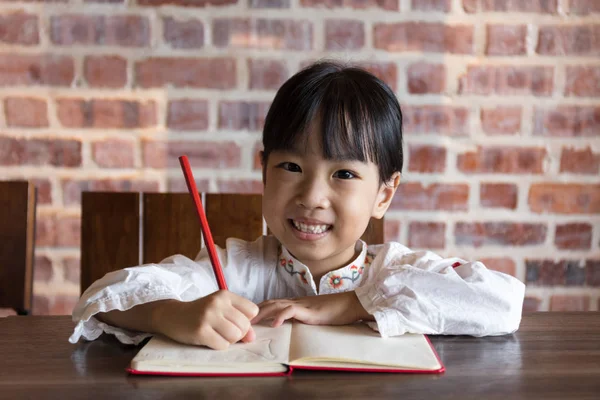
left=329, top=275, right=343, bottom=289
left=279, top=250, right=310, bottom=285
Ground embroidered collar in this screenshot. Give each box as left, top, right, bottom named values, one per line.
left=277, top=241, right=375, bottom=293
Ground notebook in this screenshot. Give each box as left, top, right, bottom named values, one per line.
left=127, top=321, right=444, bottom=376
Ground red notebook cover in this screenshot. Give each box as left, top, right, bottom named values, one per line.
left=126, top=335, right=444, bottom=377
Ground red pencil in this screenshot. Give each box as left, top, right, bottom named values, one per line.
left=178, top=155, right=228, bottom=290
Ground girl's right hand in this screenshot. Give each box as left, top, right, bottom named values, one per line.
left=152, top=291, right=259, bottom=350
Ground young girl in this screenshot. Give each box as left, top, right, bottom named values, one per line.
left=69, top=61, right=525, bottom=350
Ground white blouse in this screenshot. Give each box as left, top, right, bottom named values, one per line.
left=69, top=236, right=525, bottom=345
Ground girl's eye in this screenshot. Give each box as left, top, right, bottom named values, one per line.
left=333, top=170, right=356, bottom=180
left=277, top=162, right=302, bottom=173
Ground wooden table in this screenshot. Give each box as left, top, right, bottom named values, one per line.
left=1, top=313, right=599, bottom=400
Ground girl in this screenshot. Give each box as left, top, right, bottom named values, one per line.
left=69, top=61, right=525, bottom=350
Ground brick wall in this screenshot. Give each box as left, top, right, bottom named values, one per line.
left=0, top=0, right=598, bottom=315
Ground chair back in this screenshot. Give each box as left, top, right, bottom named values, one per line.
left=81, top=192, right=383, bottom=293
left=0, top=181, right=36, bottom=315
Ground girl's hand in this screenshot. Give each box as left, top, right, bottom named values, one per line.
left=152, top=291, right=259, bottom=350
left=251, top=291, right=373, bottom=327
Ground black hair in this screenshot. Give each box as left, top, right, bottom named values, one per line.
left=261, top=60, right=403, bottom=183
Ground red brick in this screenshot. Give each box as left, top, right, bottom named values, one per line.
left=550, top=295, right=589, bottom=311
left=248, top=59, right=288, bottom=90
left=250, top=0, right=290, bottom=6
left=300, top=0, right=399, bottom=11
left=167, top=100, right=209, bottom=131
left=32, top=178, right=52, bottom=204
left=374, top=23, right=474, bottom=54
left=84, top=56, right=127, bottom=88
left=458, top=147, right=546, bottom=174
left=456, top=223, right=547, bottom=247
left=529, top=183, right=600, bottom=214
left=35, top=214, right=55, bottom=247
left=480, top=183, right=517, bottom=209
left=498, top=66, right=554, bottom=96
left=481, top=107, right=521, bottom=135
left=50, top=15, right=149, bottom=47
left=92, top=139, right=135, bottom=168
left=587, top=260, right=600, bottom=286
left=384, top=219, right=401, bottom=242
left=253, top=141, right=263, bottom=170
left=569, top=0, right=600, bottom=15
left=522, top=296, right=542, bottom=312
left=459, top=65, right=553, bottom=96
left=32, top=294, right=79, bottom=316
left=35, top=214, right=81, bottom=247
left=560, top=147, right=600, bottom=174
left=407, top=62, right=445, bottom=94
left=216, top=179, right=263, bottom=193
left=4, top=98, right=48, bottom=128
left=135, top=57, right=236, bottom=89
left=0, top=137, right=81, bottom=167
left=34, top=255, right=53, bottom=282
left=0, top=12, right=39, bottom=45
left=142, top=140, right=241, bottom=169
left=62, top=179, right=159, bottom=206
left=164, top=17, right=204, bottom=49
left=534, top=106, right=600, bottom=137
left=408, top=222, right=445, bottom=249
left=459, top=65, right=494, bottom=95
left=168, top=177, right=210, bottom=192
left=63, top=257, right=80, bottom=284
left=480, top=257, right=516, bottom=277
left=412, top=0, right=451, bottom=11
left=213, top=19, right=312, bottom=51
left=537, top=25, right=600, bottom=56
left=402, top=105, right=469, bottom=136
left=325, top=20, right=364, bottom=50
left=355, top=62, right=398, bottom=91
left=218, top=101, right=271, bottom=131
left=138, top=0, right=237, bottom=6
left=464, top=0, right=557, bottom=13
left=0, top=54, right=74, bottom=86
left=391, top=183, right=469, bottom=211
left=408, top=145, right=446, bottom=173
left=486, top=25, right=527, bottom=56
left=555, top=223, right=592, bottom=250
left=57, top=98, right=157, bottom=129
left=565, top=66, right=600, bottom=97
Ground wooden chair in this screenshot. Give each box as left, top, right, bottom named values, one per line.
left=81, top=192, right=384, bottom=294
left=0, top=181, right=37, bottom=315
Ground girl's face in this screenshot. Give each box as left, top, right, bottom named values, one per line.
left=262, top=128, right=398, bottom=274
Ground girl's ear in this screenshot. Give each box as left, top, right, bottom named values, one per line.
left=372, top=172, right=401, bottom=219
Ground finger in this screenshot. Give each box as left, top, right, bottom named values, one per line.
left=213, top=319, right=244, bottom=344
left=200, top=327, right=231, bottom=351
left=224, top=308, right=252, bottom=338
left=251, top=301, right=288, bottom=324
left=240, top=326, right=256, bottom=343
left=229, top=295, right=260, bottom=319
left=271, top=305, right=298, bottom=327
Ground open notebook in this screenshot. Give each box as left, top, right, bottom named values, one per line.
left=128, top=321, right=444, bottom=376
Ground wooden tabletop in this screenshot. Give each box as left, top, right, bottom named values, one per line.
left=1, top=313, right=599, bottom=400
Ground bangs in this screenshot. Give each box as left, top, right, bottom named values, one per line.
left=262, top=61, right=403, bottom=182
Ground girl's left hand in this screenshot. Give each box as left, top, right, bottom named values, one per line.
left=251, top=291, right=373, bottom=327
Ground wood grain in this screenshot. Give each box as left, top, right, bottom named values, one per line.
left=205, top=193, right=264, bottom=248
left=81, top=192, right=140, bottom=294
left=1, top=313, right=599, bottom=399
left=142, top=193, right=202, bottom=263
left=0, top=181, right=35, bottom=314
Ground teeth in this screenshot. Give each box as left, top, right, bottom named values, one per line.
left=292, top=220, right=330, bottom=234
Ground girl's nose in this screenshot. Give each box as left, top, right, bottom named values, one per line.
left=296, top=178, right=331, bottom=210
